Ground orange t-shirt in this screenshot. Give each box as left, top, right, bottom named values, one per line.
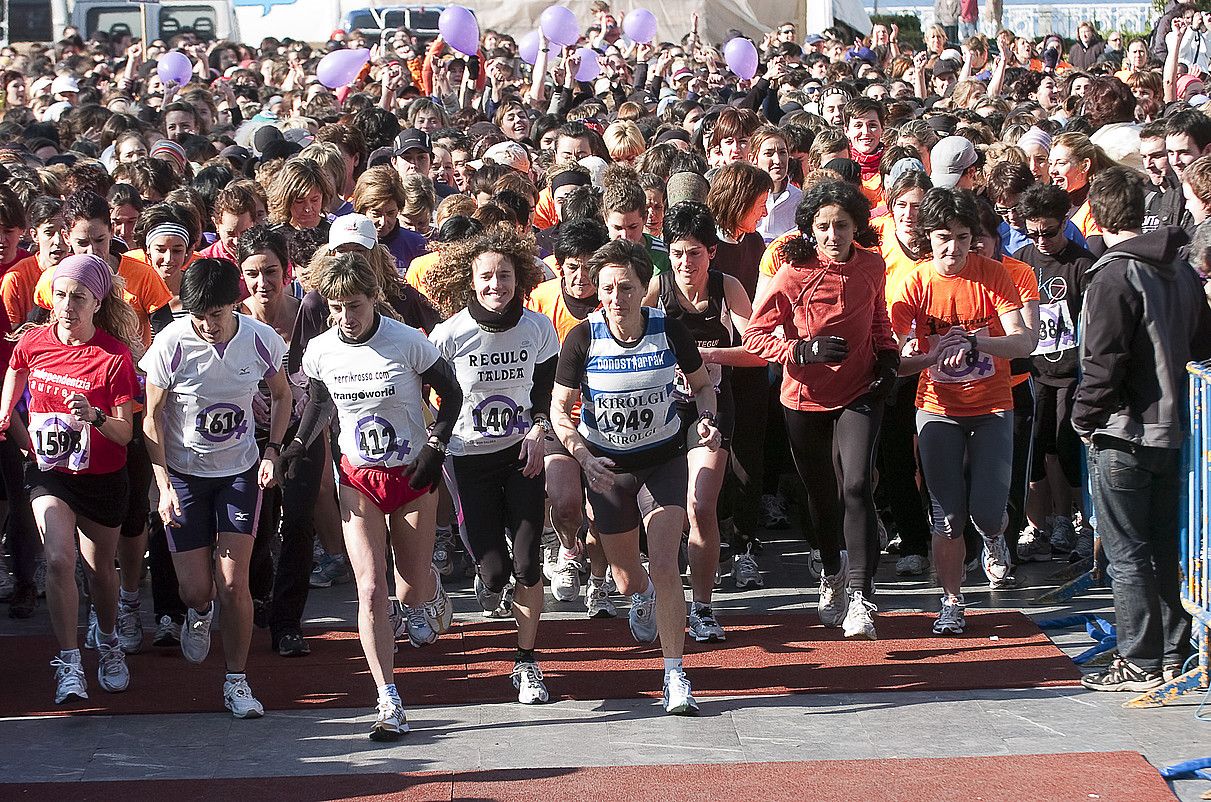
left=877, top=217, right=928, bottom=310
left=890, top=253, right=1024, bottom=417
left=405, top=251, right=439, bottom=297
left=1070, top=200, right=1102, bottom=239
left=759, top=231, right=799, bottom=278
left=1001, top=255, right=1041, bottom=386
left=0, top=256, right=46, bottom=328
left=526, top=277, right=596, bottom=343
left=533, top=188, right=560, bottom=231
left=860, top=173, right=882, bottom=207
left=35, top=256, right=173, bottom=347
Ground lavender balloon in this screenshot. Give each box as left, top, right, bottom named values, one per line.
left=540, top=5, right=580, bottom=47
left=622, top=9, right=657, bottom=44
left=316, top=48, right=370, bottom=89
left=519, top=31, right=542, bottom=65
left=157, top=51, right=193, bottom=86
left=438, top=6, right=480, bottom=56
left=723, top=37, right=758, bottom=80
left=575, top=47, right=600, bottom=82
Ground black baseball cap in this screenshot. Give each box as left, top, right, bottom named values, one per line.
left=393, top=128, right=431, bottom=155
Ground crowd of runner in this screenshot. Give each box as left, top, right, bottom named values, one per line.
left=0, top=1, right=1207, bottom=739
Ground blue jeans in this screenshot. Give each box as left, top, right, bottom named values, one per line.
left=1088, top=437, right=1190, bottom=671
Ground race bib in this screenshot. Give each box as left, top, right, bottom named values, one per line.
left=928, top=348, right=997, bottom=384
left=195, top=403, right=249, bottom=444
left=1034, top=300, right=1077, bottom=356
left=353, top=414, right=411, bottom=463
left=591, top=389, right=669, bottom=447
left=29, top=411, right=91, bottom=472
left=469, top=394, right=529, bottom=438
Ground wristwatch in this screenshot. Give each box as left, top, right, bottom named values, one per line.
left=265, top=441, right=283, bottom=455
left=532, top=416, right=553, bottom=434
left=92, top=407, right=107, bottom=427
left=426, top=436, right=449, bottom=455
left=697, top=410, right=717, bottom=426
left=967, top=333, right=978, bottom=351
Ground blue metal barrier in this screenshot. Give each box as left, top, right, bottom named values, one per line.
left=1126, top=361, right=1211, bottom=708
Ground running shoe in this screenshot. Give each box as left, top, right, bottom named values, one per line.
left=8, top=582, right=36, bottom=619
left=474, top=574, right=503, bottom=613
left=842, top=591, right=877, bottom=640
left=806, top=548, right=824, bottom=582
left=885, top=533, right=903, bottom=555
left=406, top=605, right=436, bottom=647
left=603, top=566, right=617, bottom=595
left=551, top=547, right=582, bottom=602
left=585, top=576, right=617, bottom=618
left=181, top=605, right=214, bottom=664
left=1162, top=661, right=1186, bottom=682
left=541, top=528, right=560, bottom=582
left=276, top=631, right=311, bottom=657
left=485, top=580, right=516, bottom=619
left=309, top=554, right=352, bottom=588
left=1071, top=520, right=1095, bottom=562
left=34, top=557, right=46, bottom=598
left=96, top=640, right=130, bottom=692
left=422, top=566, right=453, bottom=634
left=1080, top=656, right=1164, bottom=692
left=51, top=654, right=87, bottom=704
left=758, top=493, right=790, bottom=529
left=688, top=602, right=726, bottom=642
left=732, top=545, right=763, bottom=589
left=1015, top=525, right=1052, bottom=562
left=117, top=602, right=144, bottom=654
left=932, top=596, right=966, bottom=635
left=1050, top=515, right=1077, bottom=554
left=981, top=534, right=1016, bottom=588
left=432, top=527, right=456, bottom=577
left=154, top=615, right=181, bottom=647
left=0, top=566, right=14, bottom=602
left=223, top=677, right=265, bottom=718
left=370, top=699, right=408, bottom=741
left=512, top=661, right=550, bottom=704
left=817, top=552, right=849, bottom=628
left=84, top=606, right=99, bottom=650
left=389, top=599, right=407, bottom=640
left=628, top=590, right=658, bottom=643
left=663, top=669, right=699, bottom=715
left=895, top=553, right=929, bottom=576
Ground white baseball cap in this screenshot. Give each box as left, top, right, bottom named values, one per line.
left=328, top=213, right=377, bottom=252
left=51, top=75, right=80, bottom=96
left=481, top=141, right=531, bottom=173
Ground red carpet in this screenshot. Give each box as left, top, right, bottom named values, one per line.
left=0, top=611, right=1079, bottom=717
left=2, top=752, right=1173, bottom=801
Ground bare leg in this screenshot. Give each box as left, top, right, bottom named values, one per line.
left=338, top=484, right=394, bottom=688
left=33, top=497, right=84, bottom=649
left=213, top=532, right=255, bottom=672
left=687, top=446, right=727, bottom=605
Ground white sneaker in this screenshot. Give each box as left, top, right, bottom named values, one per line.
left=223, top=677, right=265, bottom=719
left=628, top=589, right=658, bottom=643
left=96, top=640, right=130, bottom=692
left=51, top=654, right=88, bottom=704
left=181, top=605, right=214, bottom=664
left=732, top=546, right=763, bottom=589
left=585, top=576, right=617, bottom=618
left=541, top=529, right=560, bottom=582
left=895, top=553, right=929, bottom=576
left=370, top=699, right=408, bottom=741
left=817, top=552, right=849, bottom=627
left=117, top=602, right=144, bottom=654
left=154, top=615, right=181, bottom=647
left=474, top=574, right=502, bottom=613
left=512, top=661, right=550, bottom=704
left=842, top=590, right=877, bottom=640
left=663, top=669, right=699, bottom=715
left=406, top=605, right=436, bottom=647
left=603, top=566, right=617, bottom=594
left=981, top=534, right=1016, bottom=588
left=388, top=599, right=407, bottom=639
left=688, top=602, right=726, bottom=642
left=933, top=596, right=966, bottom=635
left=84, top=606, right=99, bottom=650
left=551, top=547, right=582, bottom=602
left=1016, top=525, right=1052, bottom=562
left=484, top=580, right=515, bottom=619
left=423, top=566, right=453, bottom=634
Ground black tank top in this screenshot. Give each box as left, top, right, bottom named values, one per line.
left=657, top=269, right=732, bottom=350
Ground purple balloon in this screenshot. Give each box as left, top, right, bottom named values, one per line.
left=540, top=5, right=580, bottom=47
left=723, top=37, right=758, bottom=81
left=519, top=31, right=542, bottom=65
left=316, top=48, right=370, bottom=89
left=439, top=6, right=480, bottom=56
left=157, top=51, right=193, bottom=86
left=622, top=9, right=657, bottom=44
left=575, top=47, right=600, bottom=82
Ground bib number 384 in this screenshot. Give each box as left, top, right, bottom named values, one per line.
left=30, top=412, right=90, bottom=472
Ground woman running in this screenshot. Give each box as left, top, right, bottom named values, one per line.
left=888, top=188, right=1035, bottom=635
left=0, top=254, right=142, bottom=704
left=282, top=252, right=462, bottom=740
left=744, top=180, right=899, bottom=640
left=552, top=239, right=721, bottom=715
left=142, top=257, right=291, bottom=717
left=426, top=223, right=560, bottom=704
left=643, top=202, right=763, bottom=642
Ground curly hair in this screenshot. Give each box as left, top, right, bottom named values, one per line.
left=424, top=222, right=543, bottom=318
left=780, top=180, right=872, bottom=264
left=914, top=187, right=981, bottom=254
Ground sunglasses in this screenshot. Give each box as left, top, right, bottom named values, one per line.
left=779, top=28, right=796, bottom=35
left=1025, top=224, right=1061, bottom=239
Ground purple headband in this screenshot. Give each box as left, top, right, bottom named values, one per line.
left=53, top=254, right=112, bottom=302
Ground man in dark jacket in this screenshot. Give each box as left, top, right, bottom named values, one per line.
left=1073, top=166, right=1211, bottom=692
left=1068, top=21, right=1105, bottom=70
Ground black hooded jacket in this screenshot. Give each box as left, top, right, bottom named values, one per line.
left=1072, top=225, right=1211, bottom=448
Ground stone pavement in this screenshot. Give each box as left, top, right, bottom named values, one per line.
left=2, top=531, right=1208, bottom=800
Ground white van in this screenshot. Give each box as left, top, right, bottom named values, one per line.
left=73, top=0, right=240, bottom=43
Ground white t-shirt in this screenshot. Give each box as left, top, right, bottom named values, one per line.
left=429, top=308, right=559, bottom=456
left=140, top=314, right=286, bottom=477
left=302, top=315, right=440, bottom=469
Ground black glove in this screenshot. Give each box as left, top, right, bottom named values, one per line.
left=868, top=349, right=901, bottom=399
left=794, top=335, right=849, bottom=365
left=403, top=443, right=445, bottom=493
left=467, top=55, right=480, bottom=81
left=278, top=439, right=307, bottom=484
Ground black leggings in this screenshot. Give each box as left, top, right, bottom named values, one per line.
left=450, top=446, right=545, bottom=592
left=785, top=394, right=884, bottom=595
